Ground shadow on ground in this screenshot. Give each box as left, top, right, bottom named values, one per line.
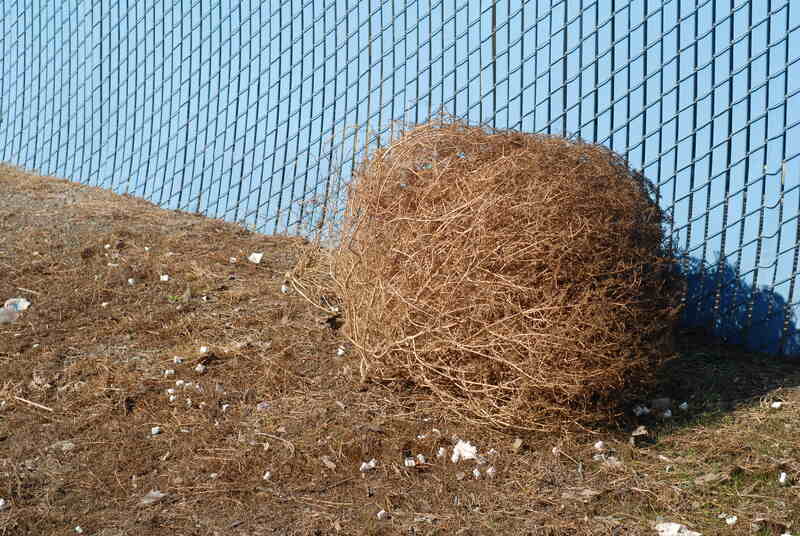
left=627, top=254, right=800, bottom=435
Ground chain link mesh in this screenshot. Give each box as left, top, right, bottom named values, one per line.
left=2, top=0, right=800, bottom=353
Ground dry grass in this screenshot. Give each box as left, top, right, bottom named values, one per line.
left=1, top=162, right=799, bottom=535
left=326, top=117, right=683, bottom=432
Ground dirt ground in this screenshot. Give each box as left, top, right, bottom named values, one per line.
left=1, top=163, right=799, bottom=535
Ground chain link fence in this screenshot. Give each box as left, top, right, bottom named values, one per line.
left=2, top=0, right=800, bottom=354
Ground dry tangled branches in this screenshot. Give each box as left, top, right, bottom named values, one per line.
left=308, top=117, right=684, bottom=431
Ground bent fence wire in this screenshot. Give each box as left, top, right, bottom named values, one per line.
left=2, top=0, right=800, bottom=354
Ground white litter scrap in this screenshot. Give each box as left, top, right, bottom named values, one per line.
left=173, top=356, right=184, bottom=364
left=472, top=467, right=481, bottom=479
left=168, top=395, right=177, bottom=403
left=280, top=284, right=289, bottom=294
left=486, top=466, right=497, bottom=478
left=0, top=498, right=9, bottom=511
left=633, top=405, right=650, bottom=416
left=128, top=278, right=136, bottom=285
left=160, top=274, right=170, bottom=282
left=404, top=457, right=416, bottom=468
left=359, top=458, right=378, bottom=472
left=593, top=441, right=606, bottom=451
left=771, top=401, right=784, bottom=409
left=150, top=426, right=162, bottom=436
left=376, top=509, right=391, bottom=520
left=416, top=454, right=426, bottom=464
left=724, top=515, right=738, bottom=526
left=194, top=363, right=207, bottom=373
left=437, top=447, right=447, bottom=458
left=678, top=402, right=689, bottom=411
left=662, top=409, right=673, bottom=418
left=4, top=298, right=30, bottom=312
left=164, top=369, right=175, bottom=377
left=139, top=489, right=168, bottom=506
left=451, top=440, right=478, bottom=463
left=229, top=257, right=237, bottom=264
left=199, top=346, right=209, bottom=354
left=336, top=345, right=346, bottom=357
left=779, top=471, right=789, bottom=485
left=1, top=298, right=31, bottom=324
left=74, top=526, right=84, bottom=534
left=248, top=252, right=263, bottom=264
left=262, top=471, right=272, bottom=481
left=654, top=522, right=702, bottom=536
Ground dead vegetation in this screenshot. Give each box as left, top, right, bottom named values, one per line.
left=317, top=117, right=684, bottom=432
left=1, top=163, right=799, bottom=535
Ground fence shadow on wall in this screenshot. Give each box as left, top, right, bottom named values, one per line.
left=677, top=254, right=800, bottom=356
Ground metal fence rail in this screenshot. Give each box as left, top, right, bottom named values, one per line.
left=2, top=0, right=800, bottom=354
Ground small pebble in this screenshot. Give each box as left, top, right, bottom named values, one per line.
left=175, top=379, right=185, bottom=386
left=416, top=453, right=426, bottom=464
left=336, top=346, right=346, bottom=357
left=662, top=409, right=672, bottom=418
left=779, top=471, right=788, bottom=485
left=166, top=388, right=176, bottom=395
left=486, top=466, right=497, bottom=478
left=633, top=405, right=650, bottom=416
left=593, top=440, right=606, bottom=451
left=229, top=257, right=237, bottom=264
left=168, top=395, right=177, bottom=402
left=437, top=447, right=447, bottom=458
left=194, top=364, right=206, bottom=373
left=472, top=467, right=481, bottom=479
left=164, top=369, right=175, bottom=377
left=280, top=284, right=289, bottom=294
left=257, top=401, right=271, bottom=411
left=74, top=526, right=84, bottom=534
left=127, top=278, right=135, bottom=285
